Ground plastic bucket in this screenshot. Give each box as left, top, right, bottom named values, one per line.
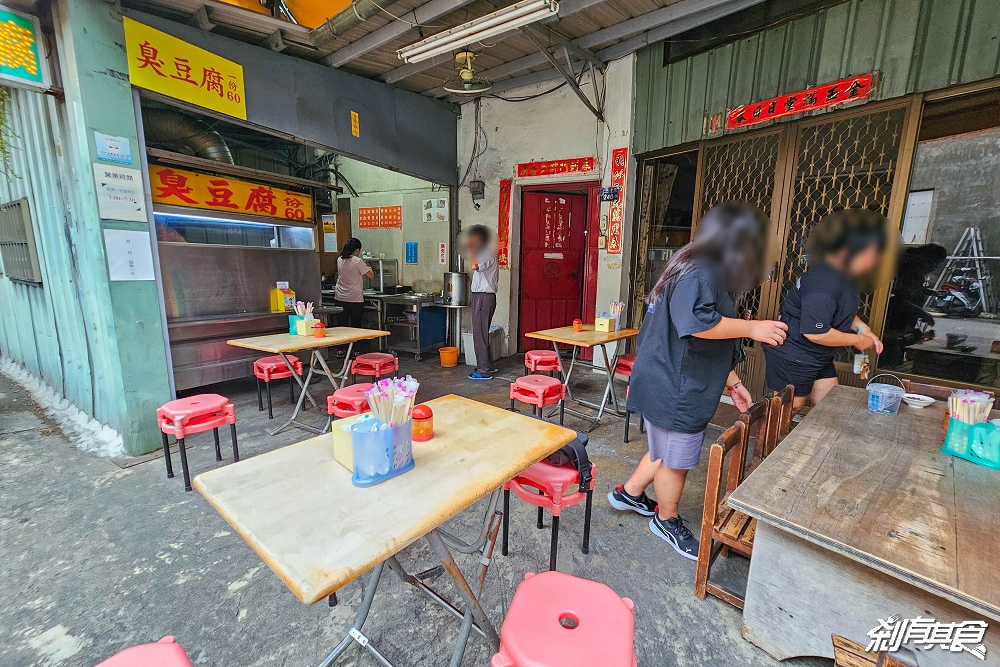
left=439, top=346, right=459, bottom=368
left=866, top=374, right=904, bottom=415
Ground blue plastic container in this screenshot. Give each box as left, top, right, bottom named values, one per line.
left=350, top=417, right=415, bottom=487
left=866, top=374, right=904, bottom=415
left=288, top=314, right=304, bottom=334
left=943, top=417, right=1000, bottom=470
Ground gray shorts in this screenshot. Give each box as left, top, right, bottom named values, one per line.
left=644, top=420, right=705, bottom=470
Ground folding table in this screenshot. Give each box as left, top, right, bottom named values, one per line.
left=227, top=327, right=390, bottom=435
left=525, top=325, right=640, bottom=431
left=194, top=395, right=577, bottom=667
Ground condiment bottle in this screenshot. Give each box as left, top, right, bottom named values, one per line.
left=313, top=321, right=326, bottom=338
left=572, top=318, right=583, bottom=332
left=411, top=404, right=433, bottom=441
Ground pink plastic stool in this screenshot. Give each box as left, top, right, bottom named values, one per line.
left=323, top=383, right=373, bottom=432
left=524, top=349, right=560, bottom=375
left=350, top=352, right=399, bottom=382
left=492, top=571, right=636, bottom=667
left=254, top=355, right=304, bottom=420
left=97, top=636, right=194, bottom=667
left=157, top=394, right=238, bottom=492
left=510, top=375, right=566, bottom=424
left=503, top=459, right=595, bottom=571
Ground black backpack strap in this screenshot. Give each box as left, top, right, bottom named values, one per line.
left=563, top=433, right=592, bottom=490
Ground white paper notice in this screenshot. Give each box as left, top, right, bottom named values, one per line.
left=104, top=229, right=155, bottom=281
left=93, top=164, right=147, bottom=222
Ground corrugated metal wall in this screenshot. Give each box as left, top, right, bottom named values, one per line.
left=634, top=0, right=1000, bottom=154
left=0, top=87, right=113, bottom=426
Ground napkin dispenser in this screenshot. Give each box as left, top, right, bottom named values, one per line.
left=595, top=317, right=615, bottom=332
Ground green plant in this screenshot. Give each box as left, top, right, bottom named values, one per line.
left=0, top=86, right=19, bottom=178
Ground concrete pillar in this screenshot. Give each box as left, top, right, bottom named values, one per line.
left=52, top=0, right=171, bottom=455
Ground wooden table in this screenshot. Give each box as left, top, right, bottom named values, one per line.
left=525, top=325, right=640, bottom=431
left=228, top=327, right=390, bottom=435
left=729, top=385, right=1000, bottom=665
left=195, top=394, right=577, bottom=667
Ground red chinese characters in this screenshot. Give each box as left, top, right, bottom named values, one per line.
left=516, top=157, right=595, bottom=178
left=606, top=148, right=627, bottom=255
left=154, top=168, right=198, bottom=204
left=134, top=42, right=236, bottom=100
left=727, top=73, right=876, bottom=131
left=497, top=179, right=512, bottom=268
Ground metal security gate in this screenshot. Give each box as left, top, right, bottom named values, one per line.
left=631, top=96, right=921, bottom=398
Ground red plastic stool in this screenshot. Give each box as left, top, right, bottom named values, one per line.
left=157, top=394, right=238, bottom=492
left=615, top=355, right=644, bottom=443
left=491, top=571, right=636, bottom=667
left=350, top=352, right=399, bottom=383
left=97, top=636, right=194, bottom=667
left=524, top=349, right=561, bottom=376
left=503, top=459, right=595, bottom=571
left=254, top=355, right=304, bottom=420
left=323, top=382, right=373, bottom=432
left=510, top=375, right=566, bottom=425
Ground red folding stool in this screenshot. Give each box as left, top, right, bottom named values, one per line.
left=502, top=459, right=595, bottom=571
left=523, top=349, right=560, bottom=376
left=350, top=352, right=399, bottom=384
left=615, top=354, right=644, bottom=442
left=253, top=355, right=304, bottom=420
left=491, top=571, right=637, bottom=667
left=323, top=382, right=372, bottom=432
left=97, top=636, right=193, bottom=667
left=157, top=394, right=238, bottom=492
left=509, top=375, right=566, bottom=424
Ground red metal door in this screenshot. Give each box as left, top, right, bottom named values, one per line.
left=518, top=192, right=587, bottom=351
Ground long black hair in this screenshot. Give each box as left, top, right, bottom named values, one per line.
left=340, top=237, right=362, bottom=260
left=647, top=202, right=771, bottom=306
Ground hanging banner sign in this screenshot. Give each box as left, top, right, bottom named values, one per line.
left=727, top=73, right=875, bottom=131
left=606, top=147, right=628, bottom=255
left=357, top=206, right=403, bottom=229
left=149, top=165, right=312, bottom=221
left=516, top=157, right=595, bottom=178
left=0, top=7, right=49, bottom=91
left=497, top=179, right=512, bottom=268
left=123, top=17, right=247, bottom=120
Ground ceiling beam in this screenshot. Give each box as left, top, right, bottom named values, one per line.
left=430, top=0, right=763, bottom=98
left=520, top=28, right=603, bottom=120
left=187, top=6, right=217, bottom=31
left=379, top=0, right=604, bottom=84
left=320, top=0, right=479, bottom=67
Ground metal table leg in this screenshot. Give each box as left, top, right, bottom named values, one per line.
left=317, top=562, right=395, bottom=667
left=268, top=351, right=323, bottom=436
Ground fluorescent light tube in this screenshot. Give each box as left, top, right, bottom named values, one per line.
left=397, top=0, right=558, bottom=63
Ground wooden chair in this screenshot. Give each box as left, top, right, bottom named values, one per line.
left=900, top=379, right=994, bottom=400
left=832, top=634, right=918, bottom=667
left=771, top=384, right=795, bottom=445
left=694, top=421, right=753, bottom=608
left=740, top=397, right=778, bottom=468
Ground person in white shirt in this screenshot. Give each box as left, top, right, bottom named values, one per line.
left=334, top=237, right=374, bottom=329
left=463, top=225, right=499, bottom=380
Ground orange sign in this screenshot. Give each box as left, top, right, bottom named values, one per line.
left=357, top=205, right=402, bottom=228
left=517, top=157, right=595, bottom=178
left=149, top=165, right=312, bottom=222
left=497, top=179, right=512, bottom=268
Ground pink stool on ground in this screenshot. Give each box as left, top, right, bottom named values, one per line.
left=491, top=571, right=637, bottom=667
left=510, top=375, right=566, bottom=425
left=97, top=636, right=194, bottom=667
left=253, top=355, right=304, bottom=420
left=350, top=352, right=399, bottom=383
left=524, top=349, right=561, bottom=376
left=157, top=394, right=238, bottom=492
left=502, top=459, right=595, bottom=571
left=323, top=382, right=373, bottom=432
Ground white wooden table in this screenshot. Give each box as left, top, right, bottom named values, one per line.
left=195, top=395, right=577, bottom=666
left=227, top=327, right=390, bottom=435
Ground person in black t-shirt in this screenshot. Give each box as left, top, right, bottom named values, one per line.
left=608, top=203, right=787, bottom=561
left=764, top=209, right=890, bottom=415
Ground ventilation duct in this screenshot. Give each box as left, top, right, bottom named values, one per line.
left=142, top=108, right=234, bottom=164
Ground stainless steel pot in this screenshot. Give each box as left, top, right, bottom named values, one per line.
left=442, top=271, right=470, bottom=306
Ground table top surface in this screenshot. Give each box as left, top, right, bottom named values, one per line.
left=227, top=327, right=390, bottom=353
left=194, top=395, right=577, bottom=605
left=907, top=335, right=1000, bottom=361
left=525, top=325, right=640, bottom=347
left=729, top=385, right=1000, bottom=619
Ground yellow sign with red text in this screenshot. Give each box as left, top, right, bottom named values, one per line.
left=149, top=165, right=313, bottom=222
left=123, top=17, right=247, bottom=119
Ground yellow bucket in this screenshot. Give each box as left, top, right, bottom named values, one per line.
left=439, top=346, right=459, bottom=367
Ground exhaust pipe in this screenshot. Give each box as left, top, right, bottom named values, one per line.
left=142, top=108, right=234, bottom=164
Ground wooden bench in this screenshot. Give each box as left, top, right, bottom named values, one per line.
left=832, top=634, right=918, bottom=667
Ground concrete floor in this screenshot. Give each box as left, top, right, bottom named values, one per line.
left=0, top=352, right=831, bottom=667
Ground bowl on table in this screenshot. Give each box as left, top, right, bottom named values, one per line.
left=903, top=393, right=935, bottom=409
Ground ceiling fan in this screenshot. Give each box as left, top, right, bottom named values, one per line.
left=442, top=51, right=492, bottom=96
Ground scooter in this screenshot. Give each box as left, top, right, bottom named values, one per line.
left=927, top=267, right=986, bottom=318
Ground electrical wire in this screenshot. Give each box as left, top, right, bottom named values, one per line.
left=458, top=97, right=488, bottom=188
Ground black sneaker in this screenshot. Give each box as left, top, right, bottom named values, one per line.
left=607, top=484, right=657, bottom=516
left=484, top=367, right=500, bottom=374
left=649, top=515, right=699, bottom=560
